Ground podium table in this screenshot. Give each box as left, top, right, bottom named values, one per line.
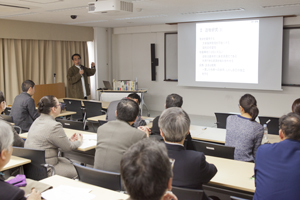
left=98, top=89, right=149, bottom=116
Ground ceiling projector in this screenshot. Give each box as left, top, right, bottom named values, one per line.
left=88, top=0, right=133, bottom=13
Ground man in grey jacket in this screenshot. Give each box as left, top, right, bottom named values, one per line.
left=94, top=98, right=150, bottom=173
left=10, top=80, right=40, bottom=132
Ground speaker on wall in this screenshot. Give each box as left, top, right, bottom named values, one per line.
left=151, top=43, right=159, bottom=81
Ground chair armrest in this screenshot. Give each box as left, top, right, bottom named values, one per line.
left=41, top=164, right=56, bottom=176
left=13, top=126, right=22, bottom=134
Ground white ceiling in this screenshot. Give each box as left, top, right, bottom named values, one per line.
left=0, top=0, right=300, bottom=27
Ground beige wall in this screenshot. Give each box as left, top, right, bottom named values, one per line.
left=0, top=19, right=93, bottom=41
left=110, top=16, right=300, bottom=117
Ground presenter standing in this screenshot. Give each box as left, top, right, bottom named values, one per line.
left=67, top=53, right=96, bottom=99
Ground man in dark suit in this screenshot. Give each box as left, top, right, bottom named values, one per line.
left=10, top=80, right=40, bottom=132
left=159, top=107, right=217, bottom=200
left=67, top=53, right=96, bottom=99
left=94, top=98, right=150, bottom=173
left=105, top=93, right=146, bottom=128
left=151, top=93, right=194, bottom=150
left=0, top=91, right=24, bottom=147
left=0, top=120, right=40, bottom=200
left=254, top=112, right=300, bottom=200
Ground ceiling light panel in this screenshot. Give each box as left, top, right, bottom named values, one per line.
left=0, top=12, right=37, bottom=18
left=0, top=4, right=29, bottom=13
left=19, top=0, right=63, bottom=4
left=65, top=19, right=108, bottom=25
left=47, top=6, right=87, bottom=13
left=116, top=14, right=168, bottom=20
left=262, top=3, right=300, bottom=8
left=181, top=8, right=245, bottom=15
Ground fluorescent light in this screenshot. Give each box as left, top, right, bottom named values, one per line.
left=115, top=14, right=167, bottom=20
left=65, top=20, right=107, bottom=25
left=262, top=3, right=300, bottom=8
left=47, top=6, right=87, bottom=12
left=0, top=12, right=37, bottom=18
left=181, top=8, right=245, bottom=15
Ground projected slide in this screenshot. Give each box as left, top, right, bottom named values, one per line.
left=195, top=20, right=259, bottom=83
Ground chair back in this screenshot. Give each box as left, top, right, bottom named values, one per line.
left=73, top=163, right=122, bottom=191
left=4, top=107, right=11, bottom=115
left=12, top=147, right=48, bottom=180
left=83, top=101, right=104, bottom=118
left=98, top=120, right=108, bottom=127
left=258, top=116, right=279, bottom=135
left=172, top=186, right=204, bottom=200
left=1, top=114, right=13, bottom=123
left=192, top=140, right=235, bottom=159
left=63, top=99, right=83, bottom=120
left=56, top=119, right=84, bottom=131
left=214, top=113, right=235, bottom=129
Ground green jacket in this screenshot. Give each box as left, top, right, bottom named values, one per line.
left=67, top=65, right=96, bottom=98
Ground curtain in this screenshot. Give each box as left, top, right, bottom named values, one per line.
left=0, top=39, right=88, bottom=104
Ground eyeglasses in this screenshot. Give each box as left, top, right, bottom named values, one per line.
left=56, top=103, right=62, bottom=107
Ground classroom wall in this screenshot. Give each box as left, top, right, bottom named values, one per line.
left=0, top=19, right=93, bottom=41
left=109, top=16, right=300, bottom=117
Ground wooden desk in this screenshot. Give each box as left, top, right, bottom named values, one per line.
left=190, top=125, right=280, bottom=144
left=206, top=156, right=255, bottom=193
left=57, top=110, right=76, bottom=117
left=87, top=114, right=154, bottom=124
left=87, top=115, right=106, bottom=122
left=40, top=175, right=128, bottom=200
left=190, top=125, right=226, bottom=144
left=19, top=128, right=96, bottom=152
left=203, top=156, right=255, bottom=199
left=2, top=156, right=31, bottom=171
left=58, top=98, right=110, bottom=109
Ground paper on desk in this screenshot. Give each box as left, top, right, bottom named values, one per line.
left=78, top=134, right=97, bottom=149
left=42, top=185, right=95, bottom=200
left=83, top=134, right=97, bottom=140
left=79, top=140, right=97, bottom=149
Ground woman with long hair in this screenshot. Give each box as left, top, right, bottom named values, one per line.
left=225, top=94, right=263, bottom=162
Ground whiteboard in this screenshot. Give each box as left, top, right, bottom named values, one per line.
left=165, top=33, right=178, bottom=81
left=282, top=28, right=300, bottom=85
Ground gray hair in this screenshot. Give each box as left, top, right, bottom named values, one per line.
left=158, top=107, right=190, bottom=142
left=0, top=120, right=14, bottom=152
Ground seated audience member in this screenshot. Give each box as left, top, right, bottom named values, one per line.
left=151, top=93, right=194, bottom=150
left=106, top=93, right=146, bottom=127
left=10, top=80, right=40, bottom=132
left=121, top=138, right=177, bottom=200
left=0, top=120, right=41, bottom=200
left=25, top=95, right=82, bottom=178
left=94, top=98, right=149, bottom=173
left=0, top=91, right=24, bottom=147
left=159, top=107, right=217, bottom=200
left=225, top=94, right=263, bottom=162
left=254, top=112, right=300, bottom=200
left=292, top=98, right=300, bottom=115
